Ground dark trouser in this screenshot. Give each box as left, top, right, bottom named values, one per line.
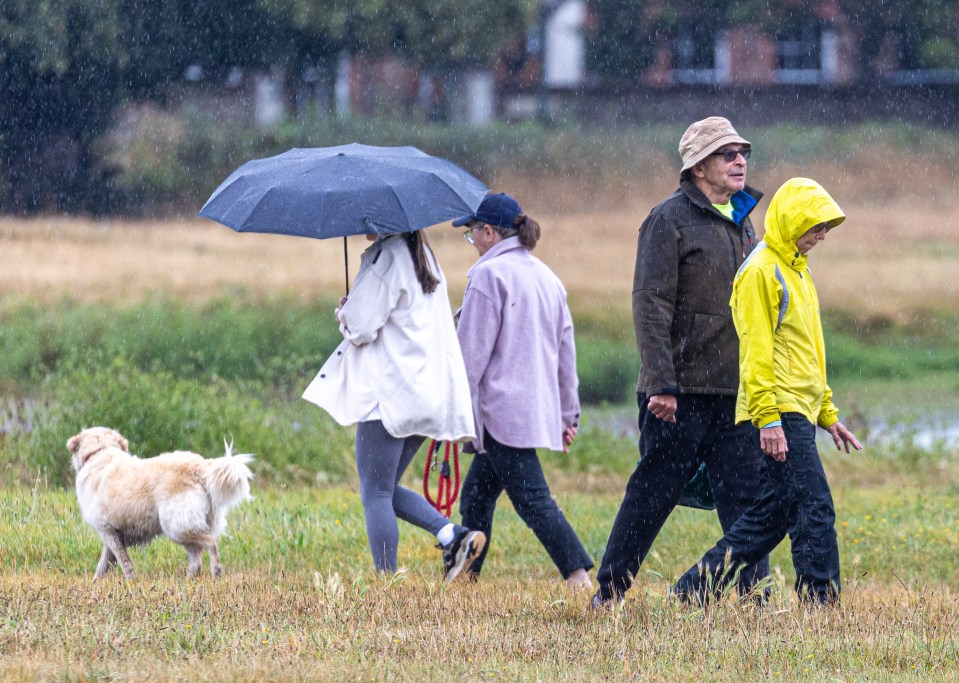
left=673, top=413, right=841, bottom=604
left=595, top=394, right=770, bottom=602
left=459, top=430, right=594, bottom=579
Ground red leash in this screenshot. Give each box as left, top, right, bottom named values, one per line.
left=422, top=440, right=461, bottom=518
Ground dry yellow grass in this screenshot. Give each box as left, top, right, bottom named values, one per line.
left=3, top=163, right=957, bottom=320
left=2, top=572, right=957, bottom=682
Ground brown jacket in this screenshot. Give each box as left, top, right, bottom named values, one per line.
left=633, top=177, right=762, bottom=396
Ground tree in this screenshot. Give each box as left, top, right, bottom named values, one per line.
left=0, top=0, right=127, bottom=210
left=273, top=0, right=529, bottom=117
left=0, top=0, right=533, bottom=212
left=0, top=0, right=286, bottom=212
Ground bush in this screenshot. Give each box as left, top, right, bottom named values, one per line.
left=824, top=313, right=959, bottom=381
left=7, top=358, right=355, bottom=488
left=576, top=333, right=638, bottom=405
left=0, top=297, right=343, bottom=389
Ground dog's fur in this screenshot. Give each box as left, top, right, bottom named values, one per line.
left=67, top=427, right=253, bottom=579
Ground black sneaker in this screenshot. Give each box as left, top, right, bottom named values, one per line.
left=441, top=527, right=486, bottom=583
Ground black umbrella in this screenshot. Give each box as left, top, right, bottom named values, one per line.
left=198, top=143, right=488, bottom=292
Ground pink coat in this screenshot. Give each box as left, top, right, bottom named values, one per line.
left=456, top=237, right=580, bottom=453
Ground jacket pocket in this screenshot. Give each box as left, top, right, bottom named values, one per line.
left=676, top=312, right=736, bottom=387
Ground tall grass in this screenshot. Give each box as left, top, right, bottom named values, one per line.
left=0, top=297, right=342, bottom=387
left=2, top=482, right=959, bottom=681
left=0, top=297, right=644, bottom=487
left=824, top=311, right=959, bottom=381
left=2, top=298, right=957, bottom=486
left=7, top=299, right=957, bottom=398
left=14, top=359, right=354, bottom=487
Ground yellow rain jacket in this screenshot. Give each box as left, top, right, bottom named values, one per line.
left=730, top=178, right=846, bottom=429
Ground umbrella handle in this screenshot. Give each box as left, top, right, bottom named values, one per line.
left=343, top=236, right=350, bottom=295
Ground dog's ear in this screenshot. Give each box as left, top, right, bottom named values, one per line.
left=119, top=435, right=129, bottom=452
left=67, top=434, right=81, bottom=454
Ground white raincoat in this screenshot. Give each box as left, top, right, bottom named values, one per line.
left=302, top=234, right=475, bottom=441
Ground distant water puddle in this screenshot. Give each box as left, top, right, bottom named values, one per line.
left=4, top=401, right=958, bottom=454
left=586, top=406, right=959, bottom=453
left=838, top=416, right=959, bottom=451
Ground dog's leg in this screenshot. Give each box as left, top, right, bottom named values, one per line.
left=180, top=531, right=218, bottom=578
left=94, top=545, right=117, bottom=579
left=100, top=529, right=136, bottom=579
left=185, top=544, right=204, bottom=578
left=208, top=541, right=223, bottom=578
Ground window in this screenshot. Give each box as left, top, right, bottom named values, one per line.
left=776, top=19, right=822, bottom=84
left=671, top=22, right=717, bottom=84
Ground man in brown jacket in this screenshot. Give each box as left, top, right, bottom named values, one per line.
left=593, top=117, right=770, bottom=606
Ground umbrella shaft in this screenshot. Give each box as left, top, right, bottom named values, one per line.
left=344, top=236, right=350, bottom=295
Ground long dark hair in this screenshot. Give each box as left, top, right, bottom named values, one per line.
left=404, top=230, right=440, bottom=294
left=494, top=213, right=541, bottom=251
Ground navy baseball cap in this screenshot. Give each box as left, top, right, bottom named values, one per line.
left=452, top=193, right=522, bottom=229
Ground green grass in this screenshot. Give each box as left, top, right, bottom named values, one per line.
left=4, top=119, right=959, bottom=679
left=824, top=311, right=959, bottom=382
left=1, top=285, right=957, bottom=679
left=0, top=297, right=343, bottom=387
left=0, top=297, right=644, bottom=488
left=1, top=479, right=957, bottom=590
left=3, top=471, right=959, bottom=681
left=2, top=299, right=957, bottom=487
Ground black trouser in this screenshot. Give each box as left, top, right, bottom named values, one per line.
left=459, top=430, right=594, bottom=579
left=673, top=413, right=841, bottom=604
left=595, top=394, right=770, bottom=601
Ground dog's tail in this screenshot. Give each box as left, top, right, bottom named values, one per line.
left=204, top=439, right=254, bottom=523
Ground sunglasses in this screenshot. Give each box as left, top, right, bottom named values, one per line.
left=709, top=147, right=751, bottom=162
left=463, top=223, right=482, bottom=244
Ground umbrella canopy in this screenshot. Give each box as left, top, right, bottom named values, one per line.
left=198, top=143, right=489, bottom=238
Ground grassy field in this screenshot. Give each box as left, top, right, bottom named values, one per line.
left=4, top=183, right=959, bottom=321
left=4, top=124, right=959, bottom=320
left=2, top=124, right=959, bottom=680
left=2, top=477, right=959, bottom=682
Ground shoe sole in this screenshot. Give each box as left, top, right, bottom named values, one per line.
left=446, top=531, right=486, bottom=583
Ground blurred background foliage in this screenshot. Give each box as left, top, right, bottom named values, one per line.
left=0, top=0, right=531, bottom=213
left=3, top=1, right=958, bottom=487
left=2, top=298, right=957, bottom=487
left=4, top=0, right=959, bottom=213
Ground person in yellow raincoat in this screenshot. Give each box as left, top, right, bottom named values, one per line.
left=672, top=177, right=862, bottom=605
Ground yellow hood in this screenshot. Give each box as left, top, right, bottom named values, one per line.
left=763, top=178, right=845, bottom=269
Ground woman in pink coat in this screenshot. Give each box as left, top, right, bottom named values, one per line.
left=452, top=193, right=593, bottom=589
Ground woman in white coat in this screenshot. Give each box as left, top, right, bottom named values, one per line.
left=303, top=229, right=485, bottom=581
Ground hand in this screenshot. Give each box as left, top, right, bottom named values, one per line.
left=334, top=296, right=348, bottom=322
left=647, top=394, right=677, bottom=423
left=562, top=425, right=578, bottom=453
left=827, top=421, right=862, bottom=453
left=760, top=426, right=788, bottom=462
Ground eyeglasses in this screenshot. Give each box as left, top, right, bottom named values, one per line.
left=709, top=147, right=751, bottom=163
left=463, top=224, right=482, bottom=244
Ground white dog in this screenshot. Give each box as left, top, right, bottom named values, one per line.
left=67, top=426, right=253, bottom=579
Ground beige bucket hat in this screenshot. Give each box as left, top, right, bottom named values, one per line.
left=679, top=116, right=751, bottom=173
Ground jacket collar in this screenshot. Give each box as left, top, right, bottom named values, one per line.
left=467, top=236, right=525, bottom=278
left=679, top=177, right=763, bottom=226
